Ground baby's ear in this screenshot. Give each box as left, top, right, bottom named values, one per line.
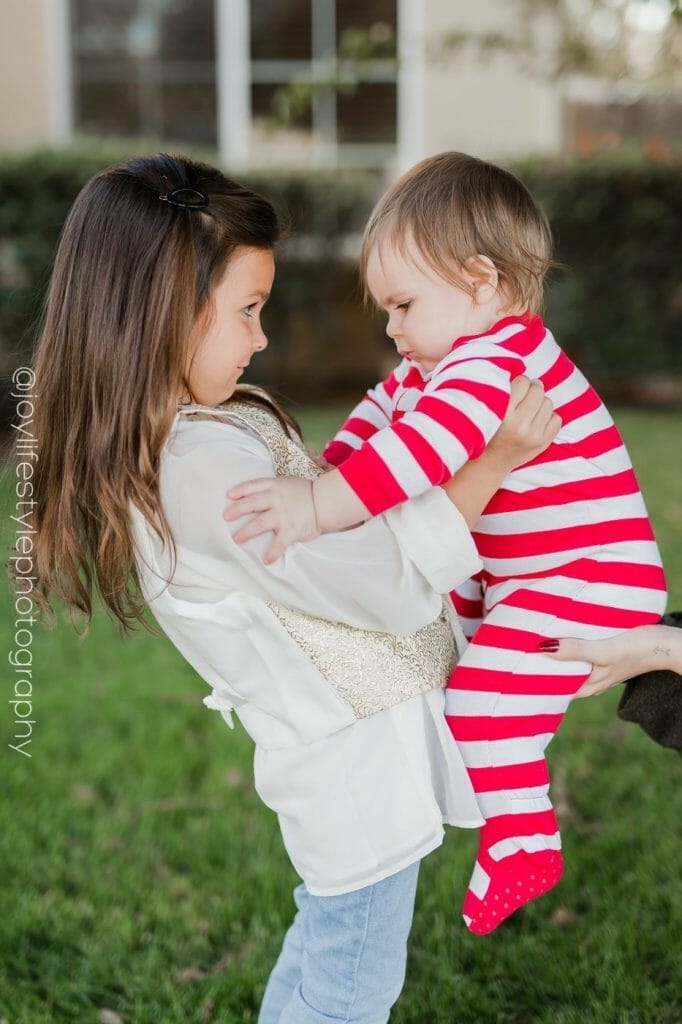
left=463, top=254, right=499, bottom=302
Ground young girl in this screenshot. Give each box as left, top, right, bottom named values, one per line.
left=14, top=152, right=562, bottom=1022
left=226, top=151, right=668, bottom=935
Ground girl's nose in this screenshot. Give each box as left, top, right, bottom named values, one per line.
left=253, top=331, right=268, bottom=352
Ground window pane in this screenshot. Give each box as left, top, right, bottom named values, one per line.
left=71, top=0, right=140, bottom=58
left=162, top=81, right=217, bottom=144
left=75, top=81, right=141, bottom=136
left=74, top=56, right=138, bottom=83
left=337, top=82, right=396, bottom=143
left=251, top=0, right=311, bottom=60
left=72, top=0, right=217, bottom=145
left=336, top=0, right=396, bottom=56
left=161, top=0, right=215, bottom=61
left=252, top=83, right=313, bottom=130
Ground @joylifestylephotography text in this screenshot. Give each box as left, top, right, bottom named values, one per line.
left=7, top=366, right=39, bottom=758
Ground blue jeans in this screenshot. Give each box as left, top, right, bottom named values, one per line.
left=258, top=860, right=421, bottom=1024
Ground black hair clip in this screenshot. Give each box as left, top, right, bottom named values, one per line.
left=159, top=186, right=210, bottom=209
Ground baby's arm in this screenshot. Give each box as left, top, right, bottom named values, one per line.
left=226, top=377, right=558, bottom=563
left=322, top=366, right=401, bottom=466
left=332, top=345, right=521, bottom=516
left=226, top=346, right=524, bottom=559
left=224, top=365, right=407, bottom=560
left=311, top=349, right=532, bottom=533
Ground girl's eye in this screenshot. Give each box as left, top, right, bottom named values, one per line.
left=396, top=301, right=411, bottom=311
left=243, top=304, right=257, bottom=318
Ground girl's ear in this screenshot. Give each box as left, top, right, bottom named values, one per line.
left=188, top=297, right=214, bottom=350
left=463, top=254, right=499, bottom=304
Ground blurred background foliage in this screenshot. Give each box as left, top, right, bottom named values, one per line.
left=0, top=142, right=680, bottom=434
left=438, top=0, right=682, bottom=88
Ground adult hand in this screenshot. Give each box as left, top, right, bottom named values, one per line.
left=541, top=625, right=682, bottom=698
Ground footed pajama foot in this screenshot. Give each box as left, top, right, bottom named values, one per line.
left=462, top=848, right=563, bottom=935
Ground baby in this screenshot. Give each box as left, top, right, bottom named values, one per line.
left=226, top=152, right=667, bottom=934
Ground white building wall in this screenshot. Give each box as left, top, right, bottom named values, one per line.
left=0, top=1, right=49, bottom=150
left=419, top=0, right=564, bottom=162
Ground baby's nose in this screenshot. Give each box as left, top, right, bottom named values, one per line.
left=386, top=318, right=401, bottom=341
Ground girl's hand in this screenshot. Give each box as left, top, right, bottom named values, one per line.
left=439, top=376, right=560, bottom=529
left=224, top=476, right=319, bottom=563
left=540, top=625, right=682, bottom=698
left=485, top=376, right=561, bottom=475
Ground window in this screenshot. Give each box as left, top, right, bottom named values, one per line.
left=69, top=0, right=399, bottom=166
left=71, top=0, right=217, bottom=146
left=249, top=0, right=398, bottom=167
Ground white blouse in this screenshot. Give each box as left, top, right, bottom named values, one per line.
left=129, top=406, right=485, bottom=896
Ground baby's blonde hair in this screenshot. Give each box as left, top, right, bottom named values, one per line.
left=360, top=151, right=554, bottom=313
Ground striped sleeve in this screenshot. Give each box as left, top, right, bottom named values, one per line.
left=322, top=363, right=407, bottom=466
left=337, top=342, right=525, bottom=515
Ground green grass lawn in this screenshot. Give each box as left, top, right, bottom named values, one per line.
left=1, top=407, right=681, bottom=1024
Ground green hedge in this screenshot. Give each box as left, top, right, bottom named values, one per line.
left=518, top=153, right=682, bottom=394
left=0, top=143, right=680, bottom=421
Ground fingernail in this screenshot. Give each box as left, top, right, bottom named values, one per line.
left=538, top=639, right=560, bottom=652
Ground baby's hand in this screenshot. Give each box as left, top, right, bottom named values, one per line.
left=224, top=477, right=320, bottom=563
left=304, top=445, right=333, bottom=471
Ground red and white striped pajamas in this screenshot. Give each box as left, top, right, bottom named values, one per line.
left=323, top=312, right=667, bottom=933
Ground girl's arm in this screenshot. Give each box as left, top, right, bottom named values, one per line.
left=168, top=426, right=480, bottom=637
left=542, top=625, right=682, bottom=698
left=440, top=377, right=560, bottom=528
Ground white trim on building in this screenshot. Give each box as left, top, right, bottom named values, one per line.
left=397, top=0, right=425, bottom=173
left=310, top=0, right=337, bottom=166
left=44, top=0, right=73, bottom=144
left=216, top=0, right=250, bottom=168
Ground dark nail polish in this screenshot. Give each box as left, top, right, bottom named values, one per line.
left=538, top=639, right=560, bottom=653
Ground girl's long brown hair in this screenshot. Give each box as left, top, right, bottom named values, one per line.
left=7, top=153, right=287, bottom=637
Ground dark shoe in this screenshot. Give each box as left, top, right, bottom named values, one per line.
left=617, top=612, right=682, bottom=755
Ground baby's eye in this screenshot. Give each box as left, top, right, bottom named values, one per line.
left=242, top=303, right=257, bottom=318
left=396, top=301, right=411, bottom=311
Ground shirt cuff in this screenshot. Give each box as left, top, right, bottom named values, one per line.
left=384, top=487, right=483, bottom=594
left=202, top=689, right=236, bottom=729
